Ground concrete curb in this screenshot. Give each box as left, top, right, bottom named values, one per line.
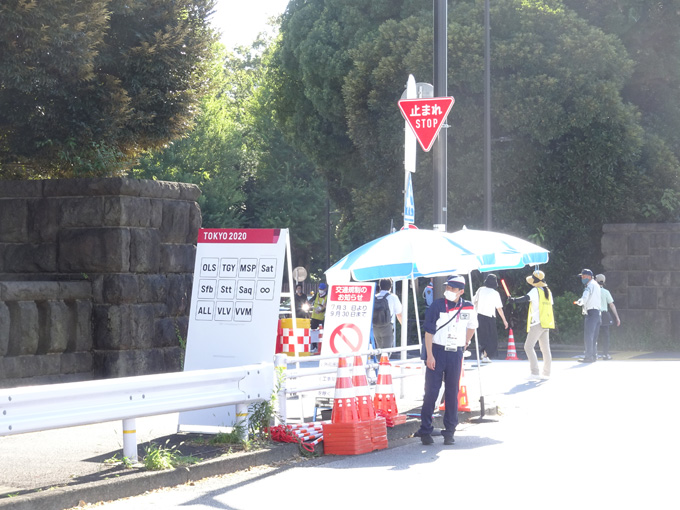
left=1, top=405, right=497, bottom=510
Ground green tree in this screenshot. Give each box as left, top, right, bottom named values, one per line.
left=134, top=38, right=327, bottom=276
left=0, top=0, right=216, bottom=177
left=272, top=0, right=680, bottom=290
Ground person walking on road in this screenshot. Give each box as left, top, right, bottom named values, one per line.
left=508, top=270, right=554, bottom=380
left=595, top=274, right=621, bottom=360
left=472, top=273, right=508, bottom=361
left=575, top=269, right=601, bottom=363
left=372, top=279, right=403, bottom=355
left=416, top=275, right=478, bottom=446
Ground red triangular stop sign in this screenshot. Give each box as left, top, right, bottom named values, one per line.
left=398, top=97, right=455, bottom=152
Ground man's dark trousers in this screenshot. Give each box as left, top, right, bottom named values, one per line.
left=419, top=344, right=463, bottom=437
left=583, top=309, right=601, bottom=359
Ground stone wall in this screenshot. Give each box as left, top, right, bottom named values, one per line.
left=601, top=223, right=680, bottom=342
left=0, top=178, right=200, bottom=386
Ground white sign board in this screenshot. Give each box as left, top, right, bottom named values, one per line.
left=179, top=228, right=287, bottom=430
left=317, top=282, right=375, bottom=398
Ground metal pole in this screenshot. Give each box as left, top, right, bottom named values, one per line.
left=433, top=0, right=447, bottom=235
left=122, top=418, right=138, bottom=462
left=484, top=0, right=492, bottom=230
left=433, top=0, right=448, bottom=297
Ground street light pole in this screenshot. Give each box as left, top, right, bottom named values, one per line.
left=484, top=0, right=492, bottom=230
left=433, top=0, right=447, bottom=234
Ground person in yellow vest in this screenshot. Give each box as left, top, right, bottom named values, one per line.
left=508, top=270, right=555, bottom=380
left=309, top=282, right=328, bottom=353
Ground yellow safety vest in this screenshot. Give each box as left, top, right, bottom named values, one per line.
left=527, top=288, right=555, bottom=332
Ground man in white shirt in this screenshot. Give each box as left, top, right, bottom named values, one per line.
left=575, top=268, right=601, bottom=363
left=473, top=274, right=508, bottom=361
left=373, top=279, right=403, bottom=353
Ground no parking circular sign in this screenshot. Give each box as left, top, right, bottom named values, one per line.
left=329, top=323, right=363, bottom=354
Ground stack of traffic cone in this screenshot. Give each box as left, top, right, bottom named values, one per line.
left=352, top=355, right=387, bottom=450
left=323, top=357, right=373, bottom=455
left=506, top=328, right=519, bottom=360
left=458, top=360, right=471, bottom=412
left=373, top=354, right=406, bottom=427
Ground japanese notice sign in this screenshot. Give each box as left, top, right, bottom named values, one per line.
left=398, top=96, right=455, bottom=152
left=316, top=282, right=375, bottom=399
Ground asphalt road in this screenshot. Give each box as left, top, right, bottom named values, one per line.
left=63, top=355, right=680, bottom=510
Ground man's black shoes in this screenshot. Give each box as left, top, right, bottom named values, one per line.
left=443, top=435, right=455, bottom=445
left=579, top=357, right=596, bottom=363
left=420, top=434, right=434, bottom=445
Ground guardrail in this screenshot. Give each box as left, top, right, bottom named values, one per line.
left=275, top=346, right=424, bottom=422
left=0, top=363, right=273, bottom=461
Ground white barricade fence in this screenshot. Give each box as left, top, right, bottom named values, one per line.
left=0, top=362, right=273, bottom=462
left=275, top=345, right=424, bottom=423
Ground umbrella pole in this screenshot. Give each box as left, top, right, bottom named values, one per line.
left=467, top=274, right=487, bottom=419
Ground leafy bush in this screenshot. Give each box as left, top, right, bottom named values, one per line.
left=552, top=291, right=582, bottom=344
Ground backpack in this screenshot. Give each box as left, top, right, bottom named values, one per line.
left=372, top=294, right=391, bottom=325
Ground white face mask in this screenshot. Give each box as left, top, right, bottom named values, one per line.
left=319, top=290, right=327, bottom=297
left=444, top=290, right=459, bottom=301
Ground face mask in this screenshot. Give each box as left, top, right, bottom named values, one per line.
left=444, top=290, right=458, bottom=301
left=319, top=290, right=327, bottom=297
left=581, top=278, right=589, bottom=285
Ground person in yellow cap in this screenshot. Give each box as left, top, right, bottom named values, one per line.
left=508, top=270, right=555, bottom=380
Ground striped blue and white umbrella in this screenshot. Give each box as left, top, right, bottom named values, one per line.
left=325, top=227, right=549, bottom=282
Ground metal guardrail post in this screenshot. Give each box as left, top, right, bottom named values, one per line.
left=235, top=403, right=249, bottom=441
left=274, top=353, right=288, bottom=424
left=122, top=418, right=138, bottom=462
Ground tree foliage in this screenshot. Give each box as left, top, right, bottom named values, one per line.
left=134, top=38, right=328, bottom=276
left=0, top=0, right=216, bottom=177
left=271, top=0, right=680, bottom=291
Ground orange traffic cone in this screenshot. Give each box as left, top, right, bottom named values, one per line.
left=373, top=354, right=406, bottom=426
left=331, top=357, right=359, bottom=423
left=506, top=328, right=519, bottom=360
left=458, top=361, right=470, bottom=412
left=352, top=355, right=376, bottom=421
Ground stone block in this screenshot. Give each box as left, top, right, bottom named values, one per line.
left=650, top=232, right=670, bottom=249
left=187, top=202, right=202, bottom=243
left=58, top=227, right=130, bottom=273
left=627, top=287, right=658, bottom=310
left=0, top=199, right=28, bottom=242
left=628, top=271, right=670, bottom=288
left=160, top=200, right=191, bottom=244
left=104, top=196, right=154, bottom=228
left=0, top=302, right=9, bottom=356
left=100, top=274, right=140, bottom=304
left=628, top=255, right=650, bottom=271
left=60, top=351, right=94, bottom=375
left=0, top=281, right=60, bottom=300
left=72, top=299, right=94, bottom=352
left=167, top=274, right=192, bottom=316
left=37, top=300, right=70, bottom=354
left=31, top=198, right=62, bottom=242
left=628, top=232, right=650, bottom=255
left=657, top=287, right=680, bottom=310
left=672, top=233, right=680, bottom=248
left=0, top=180, right=43, bottom=198
left=602, top=271, right=626, bottom=292
left=602, top=255, right=628, bottom=271
left=163, top=346, right=184, bottom=372
left=8, top=301, right=39, bottom=356
left=93, top=348, right=167, bottom=378
left=1, top=243, right=58, bottom=273
left=92, top=304, right=155, bottom=350
left=160, top=244, right=195, bottom=274
left=138, top=274, right=168, bottom=303
left=59, top=197, right=105, bottom=227
left=601, top=233, right=628, bottom=257
left=154, top=317, right=180, bottom=348
left=130, top=228, right=161, bottom=273
left=92, top=304, right=133, bottom=350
